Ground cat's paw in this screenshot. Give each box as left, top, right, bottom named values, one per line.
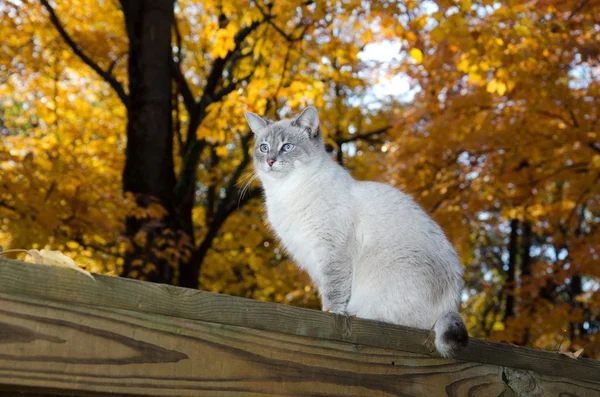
left=324, top=309, right=356, bottom=318
left=323, top=308, right=347, bottom=315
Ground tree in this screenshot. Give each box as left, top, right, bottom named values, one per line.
left=388, top=0, right=600, bottom=356
left=1, top=0, right=402, bottom=295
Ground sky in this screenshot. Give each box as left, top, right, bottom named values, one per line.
left=358, top=40, right=416, bottom=101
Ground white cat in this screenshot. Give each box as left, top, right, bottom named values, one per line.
left=245, top=106, right=468, bottom=357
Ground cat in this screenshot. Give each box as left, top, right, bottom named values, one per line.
left=244, top=106, right=469, bottom=357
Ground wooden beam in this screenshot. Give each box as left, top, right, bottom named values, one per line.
left=0, top=259, right=599, bottom=390
left=1, top=292, right=599, bottom=396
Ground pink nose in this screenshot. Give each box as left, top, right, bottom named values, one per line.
left=267, top=159, right=276, bottom=166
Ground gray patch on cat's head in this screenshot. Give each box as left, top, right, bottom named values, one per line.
left=244, top=107, right=325, bottom=178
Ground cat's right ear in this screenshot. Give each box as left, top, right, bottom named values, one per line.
left=244, top=111, right=270, bottom=134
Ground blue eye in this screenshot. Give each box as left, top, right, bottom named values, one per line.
left=259, top=143, right=269, bottom=153
left=282, top=143, right=294, bottom=152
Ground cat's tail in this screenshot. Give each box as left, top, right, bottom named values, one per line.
left=433, top=310, right=469, bottom=358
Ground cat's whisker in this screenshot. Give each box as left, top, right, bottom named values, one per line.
left=237, top=170, right=258, bottom=195
left=238, top=172, right=258, bottom=209
left=237, top=170, right=256, bottom=187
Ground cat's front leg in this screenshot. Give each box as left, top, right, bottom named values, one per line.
left=319, top=255, right=353, bottom=315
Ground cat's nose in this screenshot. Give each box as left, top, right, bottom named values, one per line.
left=267, top=159, right=276, bottom=167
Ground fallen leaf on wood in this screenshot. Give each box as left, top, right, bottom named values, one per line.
left=0, top=248, right=94, bottom=280
left=558, top=348, right=584, bottom=359
left=32, top=249, right=94, bottom=280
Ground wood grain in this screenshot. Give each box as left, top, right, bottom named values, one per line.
left=0, top=293, right=598, bottom=397
left=0, top=259, right=599, bottom=389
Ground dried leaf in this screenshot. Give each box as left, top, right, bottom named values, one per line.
left=27, top=249, right=94, bottom=280
left=558, top=348, right=584, bottom=360
left=26, top=249, right=43, bottom=264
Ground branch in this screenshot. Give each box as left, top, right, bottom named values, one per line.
left=214, top=69, right=255, bottom=102
left=560, top=172, right=599, bottom=235
left=589, top=142, right=600, bottom=154
left=535, top=109, right=573, bottom=127
left=225, top=46, right=253, bottom=79
left=519, top=162, right=589, bottom=187
left=202, top=20, right=262, bottom=104
left=173, top=71, right=184, bottom=158
left=171, top=58, right=196, bottom=113
left=214, top=49, right=256, bottom=101
left=189, top=137, right=260, bottom=279
left=336, top=126, right=390, bottom=145
left=567, top=108, right=579, bottom=128
left=175, top=139, right=207, bottom=207
left=204, top=132, right=257, bottom=237
left=173, top=15, right=183, bottom=63
left=253, top=0, right=309, bottom=42
left=0, top=201, right=18, bottom=213
left=40, top=0, right=129, bottom=108
left=107, top=56, right=121, bottom=75
left=224, top=133, right=253, bottom=197
left=567, top=0, right=590, bottom=21
left=171, top=17, right=196, bottom=113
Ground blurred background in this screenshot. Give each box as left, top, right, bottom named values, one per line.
left=1, top=0, right=599, bottom=357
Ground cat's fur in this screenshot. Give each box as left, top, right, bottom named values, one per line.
left=244, top=106, right=469, bottom=357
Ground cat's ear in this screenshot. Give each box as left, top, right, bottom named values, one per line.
left=293, top=106, right=320, bottom=138
left=244, top=111, right=270, bottom=134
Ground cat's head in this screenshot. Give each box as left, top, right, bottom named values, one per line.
left=244, top=107, right=324, bottom=178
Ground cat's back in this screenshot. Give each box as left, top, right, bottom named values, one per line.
left=351, top=181, right=423, bottom=223
left=351, top=180, right=458, bottom=261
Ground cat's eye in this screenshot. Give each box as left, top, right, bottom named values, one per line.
left=259, top=143, right=269, bottom=153
left=282, top=143, right=294, bottom=152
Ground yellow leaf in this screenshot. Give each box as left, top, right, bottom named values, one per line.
left=211, top=28, right=236, bottom=59
left=28, top=249, right=94, bottom=280
left=486, top=78, right=498, bottom=93
left=361, top=28, right=374, bottom=45
left=457, top=57, right=470, bottom=72
left=468, top=73, right=485, bottom=86
left=496, top=81, right=507, bottom=96
left=216, top=145, right=229, bottom=157
left=409, top=48, right=423, bottom=63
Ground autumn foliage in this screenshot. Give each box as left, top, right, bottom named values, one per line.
left=1, top=0, right=598, bottom=357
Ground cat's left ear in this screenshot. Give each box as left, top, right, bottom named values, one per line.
left=293, top=106, right=320, bottom=138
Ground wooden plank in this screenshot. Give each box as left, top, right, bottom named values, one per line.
left=0, top=259, right=599, bottom=385
left=1, top=293, right=599, bottom=397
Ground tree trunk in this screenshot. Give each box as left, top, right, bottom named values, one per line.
left=504, top=218, right=519, bottom=322
left=120, top=0, right=179, bottom=284
left=520, top=221, right=532, bottom=345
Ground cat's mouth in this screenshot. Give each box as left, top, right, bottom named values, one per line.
left=263, top=164, right=286, bottom=176
left=264, top=164, right=282, bottom=172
